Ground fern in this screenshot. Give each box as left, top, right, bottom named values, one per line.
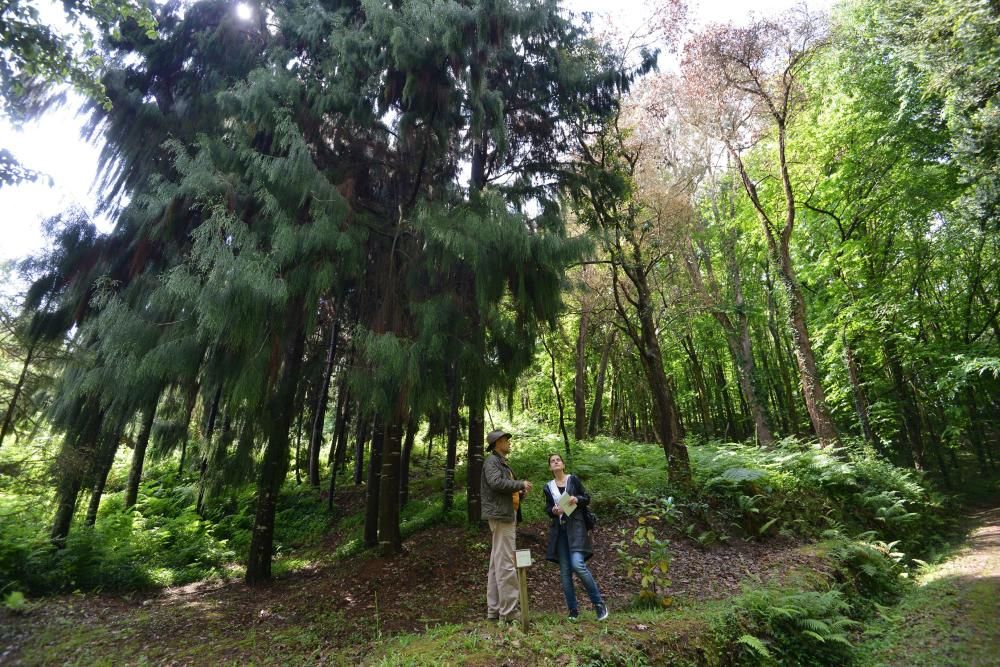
left=737, top=634, right=772, bottom=658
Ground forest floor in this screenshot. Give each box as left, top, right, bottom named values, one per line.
left=1, top=507, right=998, bottom=666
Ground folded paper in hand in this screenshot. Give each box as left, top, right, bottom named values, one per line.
left=557, top=490, right=577, bottom=516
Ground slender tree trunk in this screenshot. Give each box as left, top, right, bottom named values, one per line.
left=765, top=268, right=801, bottom=435
left=309, top=318, right=340, bottom=487
left=328, top=386, right=352, bottom=511
left=51, top=408, right=103, bottom=546
left=711, top=360, right=739, bottom=441
left=610, top=367, right=622, bottom=437
left=574, top=303, right=590, bottom=441
left=964, top=387, right=991, bottom=474
left=85, top=424, right=124, bottom=526
left=619, top=264, right=691, bottom=485
left=327, top=392, right=351, bottom=512
left=364, top=416, right=384, bottom=548
left=124, top=402, right=158, bottom=509
left=782, top=267, right=838, bottom=446
left=922, top=403, right=952, bottom=488
left=0, top=337, right=36, bottom=449
left=726, top=244, right=774, bottom=445
left=178, top=384, right=198, bottom=475
left=399, top=409, right=417, bottom=508
left=329, top=378, right=349, bottom=467
left=588, top=329, right=616, bottom=437
left=443, top=363, right=460, bottom=512
left=843, top=334, right=879, bottom=451
left=85, top=465, right=112, bottom=527
left=883, top=337, right=925, bottom=469
left=728, top=128, right=838, bottom=447
left=542, top=333, right=571, bottom=457
left=196, top=385, right=223, bottom=515
left=681, top=334, right=714, bottom=437
left=294, top=408, right=303, bottom=485
left=245, top=327, right=306, bottom=586
left=353, top=407, right=369, bottom=486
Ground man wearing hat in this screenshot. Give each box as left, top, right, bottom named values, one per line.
left=481, top=429, right=533, bottom=622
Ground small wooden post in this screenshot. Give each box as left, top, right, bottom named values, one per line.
left=515, top=549, right=532, bottom=630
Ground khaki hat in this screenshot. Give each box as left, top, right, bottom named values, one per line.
left=486, top=430, right=512, bottom=450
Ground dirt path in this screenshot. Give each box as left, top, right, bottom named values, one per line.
left=859, top=507, right=1000, bottom=666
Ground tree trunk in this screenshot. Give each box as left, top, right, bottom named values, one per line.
left=681, top=334, right=714, bottom=437
left=711, top=360, right=739, bottom=441
left=124, top=402, right=158, bottom=509
left=765, top=274, right=800, bottom=434
left=378, top=389, right=410, bottom=555
left=196, top=385, right=223, bottom=515
left=467, top=380, right=485, bottom=523
left=294, top=408, right=303, bottom=485
left=309, top=318, right=340, bottom=487
left=574, top=303, right=590, bottom=441
left=843, top=334, right=879, bottom=451
left=964, top=387, right=990, bottom=474
left=178, top=383, right=199, bottom=475
left=353, top=407, right=369, bottom=486
left=245, top=328, right=306, bottom=586
left=443, top=364, right=460, bottom=512
left=364, top=415, right=384, bottom=548
left=618, top=264, right=691, bottom=485
left=329, top=378, right=349, bottom=467
left=782, top=267, right=839, bottom=446
left=51, top=408, right=103, bottom=546
left=588, top=329, right=616, bottom=437
left=542, top=333, right=571, bottom=458
left=399, top=409, right=417, bottom=507
left=85, top=425, right=123, bottom=526
left=0, top=337, right=36, bottom=449
left=728, top=125, right=838, bottom=447
left=883, top=337, right=925, bottom=470
left=328, top=384, right=351, bottom=512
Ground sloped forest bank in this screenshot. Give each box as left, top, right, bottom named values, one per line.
left=1, top=0, right=999, bottom=664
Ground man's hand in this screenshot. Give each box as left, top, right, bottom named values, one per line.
left=522, top=480, right=533, bottom=494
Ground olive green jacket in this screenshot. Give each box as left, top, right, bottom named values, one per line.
left=481, top=452, right=525, bottom=521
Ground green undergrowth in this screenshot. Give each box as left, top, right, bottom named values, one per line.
left=1, top=427, right=956, bottom=604
left=361, top=528, right=927, bottom=666
left=3, top=423, right=987, bottom=665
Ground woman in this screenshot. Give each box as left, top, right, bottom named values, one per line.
left=543, top=453, right=609, bottom=621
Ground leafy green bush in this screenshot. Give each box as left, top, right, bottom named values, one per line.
left=687, top=440, right=949, bottom=556
left=715, top=587, right=860, bottom=666
left=826, top=536, right=908, bottom=612
left=615, top=515, right=672, bottom=609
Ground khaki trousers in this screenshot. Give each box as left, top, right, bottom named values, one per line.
left=486, top=519, right=519, bottom=620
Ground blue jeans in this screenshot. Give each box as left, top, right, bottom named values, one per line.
left=556, top=526, right=604, bottom=613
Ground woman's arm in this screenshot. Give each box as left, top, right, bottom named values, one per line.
left=544, top=484, right=559, bottom=518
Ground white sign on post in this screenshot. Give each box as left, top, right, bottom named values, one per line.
left=515, top=549, right=533, bottom=568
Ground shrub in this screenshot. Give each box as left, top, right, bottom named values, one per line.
left=716, top=587, right=859, bottom=666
